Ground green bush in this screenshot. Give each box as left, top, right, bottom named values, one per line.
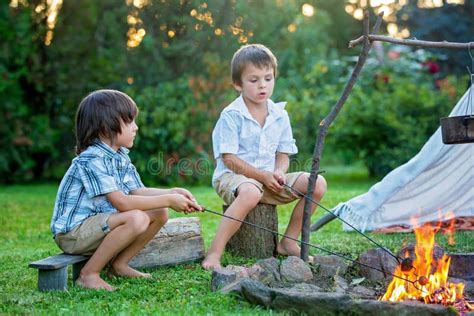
left=326, top=51, right=466, bottom=178
left=274, top=49, right=466, bottom=178
left=0, top=4, right=60, bottom=182
left=129, top=75, right=233, bottom=186
left=2, top=1, right=470, bottom=185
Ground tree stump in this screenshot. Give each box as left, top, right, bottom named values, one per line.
left=225, top=203, right=278, bottom=259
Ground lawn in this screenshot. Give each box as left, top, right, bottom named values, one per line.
left=1, top=169, right=473, bottom=315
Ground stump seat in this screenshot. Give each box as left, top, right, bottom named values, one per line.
left=225, top=203, right=278, bottom=259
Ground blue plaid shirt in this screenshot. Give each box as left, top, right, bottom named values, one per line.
left=51, top=141, right=144, bottom=236
left=212, top=95, right=298, bottom=186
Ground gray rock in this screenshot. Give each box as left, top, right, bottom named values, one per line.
left=232, top=263, right=459, bottom=315
left=350, top=285, right=376, bottom=299
left=333, top=275, right=349, bottom=294
left=463, top=280, right=474, bottom=298
left=240, top=278, right=273, bottom=307
left=218, top=278, right=245, bottom=294
left=256, top=257, right=281, bottom=281
left=226, top=264, right=250, bottom=279
left=211, top=267, right=236, bottom=291
left=248, top=257, right=280, bottom=286
left=448, top=277, right=467, bottom=284
left=448, top=253, right=474, bottom=279
left=289, top=283, right=322, bottom=293
left=280, top=256, right=313, bottom=284
left=358, top=248, right=398, bottom=281
left=260, top=288, right=456, bottom=315
left=313, top=255, right=348, bottom=276
left=270, top=291, right=353, bottom=315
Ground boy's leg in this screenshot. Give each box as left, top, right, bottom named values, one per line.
left=110, top=208, right=168, bottom=278
left=277, top=173, right=327, bottom=257
left=76, top=210, right=151, bottom=290
left=202, top=183, right=263, bottom=270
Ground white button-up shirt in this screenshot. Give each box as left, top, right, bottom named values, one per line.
left=212, top=95, right=298, bottom=186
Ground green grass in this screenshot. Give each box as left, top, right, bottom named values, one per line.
left=1, top=170, right=473, bottom=315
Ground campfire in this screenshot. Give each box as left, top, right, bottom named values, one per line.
left=380, top=219, right=473, bottom=313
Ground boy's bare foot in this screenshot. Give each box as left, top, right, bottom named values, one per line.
left=201, top=253, right=222, bottom=271
left=109, top=264, right=152, bottom=279
left=277, top=241, right=314, bottom=261
left=76, top=273, right=114, bottom=291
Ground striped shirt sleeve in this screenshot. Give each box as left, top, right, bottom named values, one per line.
left=78, top=158, right=120, bottom=198
left=123, top=163, right=144, bottom=193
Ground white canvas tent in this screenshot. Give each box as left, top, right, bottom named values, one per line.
left=331, top=87, right=474, bottom=232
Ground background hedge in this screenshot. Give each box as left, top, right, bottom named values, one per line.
left=1, top=0, right=471, bottom=184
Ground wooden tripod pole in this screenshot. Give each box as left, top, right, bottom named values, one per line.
left=300, top=11, right=383, bottom=260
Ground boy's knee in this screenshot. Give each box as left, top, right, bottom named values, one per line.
left=236, top=184, right=263, bottom=206
left=314, top=175, right=327, bottom=199
left=154, top=209, right=169, bottom=225
left=300, top=173, right=326, bottom=199
left=127, top=210, right=150, bottom=233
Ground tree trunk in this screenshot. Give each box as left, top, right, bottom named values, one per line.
left=225, top=203, right=278, bottom=259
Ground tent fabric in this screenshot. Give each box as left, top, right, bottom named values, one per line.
left=333, top=87, right=474, bottom=232
left=372, top=216, right=474, bottom=233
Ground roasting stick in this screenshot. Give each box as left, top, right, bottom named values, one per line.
left=202, top=207, right=424, bottom=289
left=281, top=183, right=406, bottom=264
left=282, top=183, right=424, bottom=275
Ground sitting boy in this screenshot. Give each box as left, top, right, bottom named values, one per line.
left=202, top=44, right=327, bottom=270
left=51, top=89, right=202, bottom=291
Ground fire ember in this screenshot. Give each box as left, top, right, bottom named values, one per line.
left=380, top=221, right=473, bottom=313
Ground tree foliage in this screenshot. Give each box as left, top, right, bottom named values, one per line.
left=396, top=0, right=474, bottom=73
left=0, top=1, right=46, bottom=182
left=1, top=0, right=471, bottom=183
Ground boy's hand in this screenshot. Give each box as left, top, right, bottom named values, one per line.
left=171, top=187, right=197, bottom=202
left=168, top=194, right=203, bottom=214
left=262, top=171, right=283, bottom=194
left=273, top=170, right=286, bottom=185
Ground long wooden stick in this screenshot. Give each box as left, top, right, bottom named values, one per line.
left=300, top=11, right=383, bottom=261
left=349, top=35, right=474, bottom=49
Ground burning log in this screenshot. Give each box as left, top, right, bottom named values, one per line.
left=401, top=257, right=414, bottom=273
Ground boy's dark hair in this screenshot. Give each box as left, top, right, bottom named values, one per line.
left=231, top=44, right=278, bottom=85
left=75, top=89, right=138, bottom=154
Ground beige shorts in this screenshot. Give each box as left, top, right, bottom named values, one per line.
left=215, top=172, right=306, bottom=205
left=54, top=213, right=112, bottom=255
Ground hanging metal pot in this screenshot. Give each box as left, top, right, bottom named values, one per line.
left=440, top=115, right=474, bottom=144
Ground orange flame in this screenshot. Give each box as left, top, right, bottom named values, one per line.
left=443, top=211, right=456, bottom=246
left=380, top=221, right=472, bottom=312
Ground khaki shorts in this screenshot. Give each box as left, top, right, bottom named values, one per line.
left=54, top=213, right=112, bottom=255
left=215, top=172, right=306, bottom=205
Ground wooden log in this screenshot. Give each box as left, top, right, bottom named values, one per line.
left=129, top=217, right=205, bottom=269
left=225, top=203, right=278, bottom=259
